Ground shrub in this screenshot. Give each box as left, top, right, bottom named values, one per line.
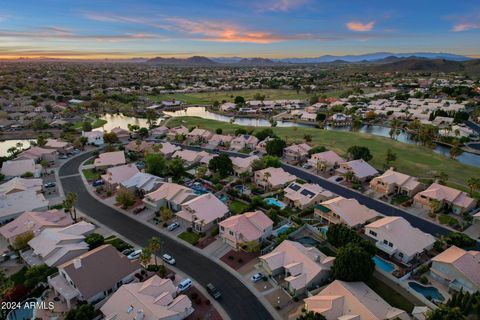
left=187, top=227, right=193, bottom=232
left=420, top=276, right=428, bottom=285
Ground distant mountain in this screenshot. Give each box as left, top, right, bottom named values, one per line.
left=146, top=56, right=217, bottom=65
left=366, top=58, right=480, bottom=76
left=237, top=58, right=279, bottom=65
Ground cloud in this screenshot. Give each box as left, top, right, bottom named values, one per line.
left=452, top=22, right=480, bottom=32
left=256, top=0, right=310, bottom=12
left=346, top=21, right=375, bottom=32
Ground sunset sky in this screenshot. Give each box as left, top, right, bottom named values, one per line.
left=1, top=0, right=479, bottom=59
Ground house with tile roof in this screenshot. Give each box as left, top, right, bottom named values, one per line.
left=304, top=280, right=409, bottom=320
left=308, top=150, right=345, bottom=171
left=365, top=217, right=435, bottom=264
left=219, top=211, right=273, bottom=250
left=283, top=182, right=334, bottom=209
left=254, top=167, right=296, bottom=190
left=336, top=159, right=379, bottom=182
left=111, top=127, right=131, bottom=141
left=44, top=138, right=74, bottom=154
left=167, top=126, right=189, bottom=141
left=430, top=246, right=480, bottom=293
left=230, top=155, right=259, bottom=176
left=314, top=196, right=380, bottom=228
left=259, top=240, right=335, bottom=295
left=158, top=142, right=181, bottom=159
left=370, top=168, right=423, bottom=197
left=186, top=128, right=213, bottom=144
left=121, top=172, right=164, bottom=195
left=82, top=130, right=104, bottom=146
left=16, top=146, right=58, bottom=163
left=176, top=193, right=229, bottom=233
left=283, top=143, right=312, bottom=164
left=414, top=183, right=477, bottom=214
left=0, top=177, right=42, bottom=195
left=101, top=163, right=140, bottom=189
left=143, top=183, right=196, bottom=212
left=1, top=159, right=41, bottom=178
left=230, top=135, right=259, bottom=151
left=94, top=151, right=126, bottom=169
left=101, top=275, right=194, bottom=320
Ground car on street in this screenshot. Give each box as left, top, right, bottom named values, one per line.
left=177, top=278, right=192, bottom=293
left=206, top=283, right=221, bottom=299
left=250, top=272, right=263, bottom=283
left=167, top=222, right=180, bottom=231
left=133, top=205, right=146, bottom=214
left=127, top=249, right=142, bottom=260
left=43, top=182, right=56, bottom=188
left=162, top=253, right=176, bottom=265
left=92, top=179, right=104, bottom=187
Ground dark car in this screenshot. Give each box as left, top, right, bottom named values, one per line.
left=43, top=182, right=56, bottom=188
left=206, top=283, right=221, bottom=299
left=92, top=179, right=104, bottom=187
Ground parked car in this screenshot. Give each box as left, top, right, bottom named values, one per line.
left=167, top=222, right=180, bottom=231
left=162, top=253, right=176, bottom=265
left=302, top=163, right=312, bottom=169
left=206, top=283, right=221, bottom=299
left=250, top=272, right=263, bottom=283
left=133, top=205, right=146, bottom=214
left=177, top=278, right=192, bottom=293
left=121, top=248, right=134, bottom=256
left=92, top=179, right=104, bottom=187
left=127, top=249, right=142, bottom=260
left=43, top=182, right=56, bottom=188
left=59, top=155, right=68, bottom=160
left=335, top=176, right=344, bottom=182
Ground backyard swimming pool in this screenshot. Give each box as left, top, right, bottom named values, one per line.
left=7, top=298, right=37, bottom=320
left=274, top=224, right=292, bottom=236
left=409, top=282, right=445, bottom=301
left=265, top=197, right=286, bottom=209
left=295, top=236, right=319, bottom=246
left=372, top=256, right=395, bottom=273
left=318, top=225, right=329, bottom=235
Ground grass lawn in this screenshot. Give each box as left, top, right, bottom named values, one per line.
left=73, top=117, right=107, bottom=129
left=229, top=200, right=249, bottom=215
left=366, top=276, right=414, bottom=313
left=148, top=89, right=360, bottom=105
left=82, top=169, right=100, bottom=181
left=178, top=231, right=201, bottom=245
left=166, top=116, right=480, bottom=190
left=105, top=235, right=133, bottom=252
left=438, top=214, right=459, bottom=226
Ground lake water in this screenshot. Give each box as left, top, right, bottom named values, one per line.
left=99, top=113, right=150, bottom=131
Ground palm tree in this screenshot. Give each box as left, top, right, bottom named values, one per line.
left=263, top=171, right=271, bottom=190
left=467, top=177, right=480, bottom=195
left=139, top=248, right=152, bottom=266
left=148, top=237, right=162, bottom=267
left=63, top=192, right=78, bottom=222
left=343, top=170, right=354, bottom=182
left=449, top=141, right=462, bottom=160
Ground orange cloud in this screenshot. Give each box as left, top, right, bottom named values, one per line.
left=346, top=21, right=375, bottom=32
left=453, top=22, right=480, bottom=32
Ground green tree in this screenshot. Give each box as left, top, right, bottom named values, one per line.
left=467, top=177, right=480, bottom=195
left=103, top=132, right=119, bottom=144
left=139, top=247, right=152, bottom=266
left=63, top=192, right=78, bottom=222
left=13, top=231, right=34, bottom=250
left=266, top=138, right=286, bottom=157
left=347, top=145, right=373, bottom=161
left=255, top=128, right=276, bottom=141
left=296, top=310, right=326, bottom=320
left=24, top=264, right=57, bottom=288
left=65, top=304, right=95, bottom=320
left=167, top=158, right=185, bottom=182
left=234, top=96, right=245, bottom=104
left=116, top=187, right=136, bottom=209
left=148, top=237, right=162, bottom=266
left=263, top=155, right=281, bottom=168
left=251, top=158, right=266, bottom=171
left=159, top=207, right=173, bottom=222
left=146, top=109, right=158, bottom=128
left=332, top=243, right=375, bottom=281
left=426, top=305, right=466, bottom=320
left=216, top=128, right=223, bottom=134
left=85, top=233, right=105, bottom=249
left=145, top=153, right=166, bottom=177
left=0, top=270, right=13, bottom=300
left=138, top=127, right=149, bottom=137
left=234, top=128, right=247, bottom=135
left=449, top=141, right=463, bottom=160
left=208, top=154, right=233, bottom=178
left=82, top=121, right=92, bottom=132
left=385, top=149, right=397, bottom=167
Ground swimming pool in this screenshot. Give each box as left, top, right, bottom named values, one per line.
left=372, top=256, right=395, bottom=273
left=233, top=185, right=246, bottom=193
left=295, top=236, right=319, bottom=246
left=408, top=282, right=445, bottom=301
left=218, top=194, right=228, bottom=202
left=7, top=298, right=37, bottom=320
left=319, top=226, right=329, bottom=235
left=274, top=224, right=292, bottom=237
left=265, top=198, right=286, bottom=209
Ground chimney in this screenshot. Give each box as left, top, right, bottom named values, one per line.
left=73, top=258, right=82, bottom=269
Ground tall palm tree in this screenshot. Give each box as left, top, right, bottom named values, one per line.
left=343, top=170, right=354, bottom=182
left=148, top=237, right=162, bottom=266
left=63, top=192, right=78, bottom=222
left=467, top=177, right=480, bottom=195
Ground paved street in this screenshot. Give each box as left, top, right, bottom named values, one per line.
left=59, top=152, right=274, bottom=320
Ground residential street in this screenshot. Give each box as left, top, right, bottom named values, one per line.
left=58, top=151, right=274, bottom=320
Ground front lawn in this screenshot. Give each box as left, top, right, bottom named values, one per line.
left=83, top=169, right=100, bottom=181
left=229, top=200, right=249, bottom=215
left=438, top=214, right=458, bottom=227
left=105, top=235, right=133, bottom=252
left=366, top=276, right=414, bottom=313
left=178, top=231, right=201, bottom=245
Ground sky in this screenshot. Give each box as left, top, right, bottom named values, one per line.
left=0, top=0, right=479, bottom=59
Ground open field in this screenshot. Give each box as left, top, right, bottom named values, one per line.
left=148, top=88, right=359, bottom=105
left=166, top=116, right=480, bottom=191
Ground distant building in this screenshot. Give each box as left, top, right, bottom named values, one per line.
left=414, top=183, right=477, bottom=214
left=82, top=130, right=104, bottom=146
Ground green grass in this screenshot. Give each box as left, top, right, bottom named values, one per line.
left=166, top=116, right=480, bottom=190
left=178, top=231, right=201, bottom=245
left=148, top=89, right=359, bottom=105
left=92, top=118, right=108, bottom=128
left=438, top=214, right=459, bottom=226
left=82, top=169, right=100, bottom=181
left=73, top=117, right=107, bottom=129
left=229, top=200, right=249, bottom=215
left=105, top=235, right=133, bottom=252
left=366, top=276, right=414, bottom=313
left=9, top=267, right=28, bottom=285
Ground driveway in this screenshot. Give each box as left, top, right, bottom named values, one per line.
left=58, top=151, right=274, bottom=320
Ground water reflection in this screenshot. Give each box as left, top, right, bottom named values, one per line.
left=99, top=113, right=150, bottom=131
left=0, top=139, right=33, bottom=157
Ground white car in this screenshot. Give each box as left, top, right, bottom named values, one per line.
left=167, top=222, right=180, bottom=231
left=250, top=272, right=263, bottom=283
left=177, top=278, right=192, bottom=293
left=127, top=249, right=142, bottom=260
left=162, top=253, right=176, bottom=265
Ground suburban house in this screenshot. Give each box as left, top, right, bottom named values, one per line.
left=283, top=143, right=312, bottom=164
left=94, top=151, right=126, bottom=169
left=120, top=172, right=164, bottom=195
left=101, top=275, right=194, bottom=320
left=304, top=280, right=409, bottom=320
left=16, top=147, right=58, bottom=163
left=220, top=102, right=236, bottom=112
left=370, top=169, right=423, bottom=197
left=172, top=149, right=208, bottom=166
left=0, top=210, right=73, bottom=246
left=143, top=183, right=196, bottom=212
left=0, top=177, right=42, bottom=195
left=206, top=134, right=234, bottom=149
left=24, top=221, right=95, bottom=267
left=111, top=127, right=131, bottom=141
left=314, top=196, right=380, bottom=228
left=336, top=159, right=379, bottom=182
left=186, top=128, right=213, bottom=144
left=300, top=111, right=317, bottom=122
left=0, top=189, right=49, bottom=222
left=308, top=150, right=346, bottom=170
left=176, top=193, right=229, bottom=233
left=414, top=183, right=477, bottom=214
left=365, top=217, right=435, bottom=264
left=167, top=126, right=189, bottom=140
left=44, top=138, right=74, bottom=154
left=101, top=163, right=140, bottom=189
left=254, top=167, right=296, bottom=190
left=430, top=245, right=480, bottom=294
left=218, top=211, right=273, bottom=250
left=48, top=245, right=142, bottom=308
left=230, top=155, right=259, bottom=176
left=158, top=142, right=181, bottom=158
left=150, top=125, right=170, bottom=138
left=82, top=130, right=104, bottom=146
left=1, top=159, right=41, bottom=178
left=230, top=135, right=259, bottom=151
left=125, top=140, right=154, bottom=153
left=259, top=240, right=335, bottom=295
left=283, top=182, right=334, bottom=209
left=255, top=137, right=274, bottom=154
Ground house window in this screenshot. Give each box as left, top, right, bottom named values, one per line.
left=398, top=252, right=404, bottom=258
left=369, top=230, right=377, bottom=237
left=229, top=231, right=234, bottom=236
left=383, top=239, right=388, bottom=245
left=220, top=226, right=224, bottom=231
left=388, top=242, right=393, bottom=247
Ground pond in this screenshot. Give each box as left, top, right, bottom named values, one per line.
left=408, top=281, right=445, bottom=302
left=0, top=139, right=34, bottom=157
left=99, top=113, right=150, bottom=131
